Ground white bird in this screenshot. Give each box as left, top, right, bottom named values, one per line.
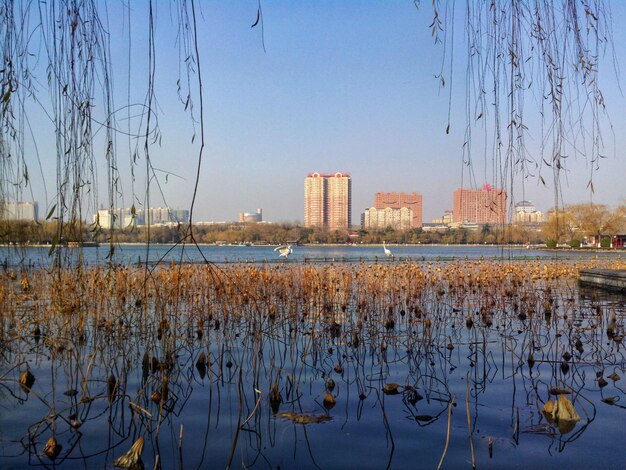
left=383, top=241, right=393, bottom=258
left=274, top=244, right=293, bottom=259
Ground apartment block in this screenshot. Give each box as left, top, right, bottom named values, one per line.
left=453, top=185, right=507, bottom=225
left=93, top=208, right=135, bottom=229
left=374, top=192, right=423, bottom=228
left=304, top=172, right=351, bottom=231
left=0, top=201, right=39, bottom=222
left=363, top=206, right=413, bottom=230
left=93, top=207, right=190, bottom=229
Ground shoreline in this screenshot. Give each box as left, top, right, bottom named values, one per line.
left=0, top=242, right=622, bottom=253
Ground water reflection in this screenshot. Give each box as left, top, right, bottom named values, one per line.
left=0, top=243, right=624, bottom=268
left=0, top=260, right=624, bottom=468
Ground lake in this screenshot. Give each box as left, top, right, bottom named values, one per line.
left=0, top=251, right=624, bottom=469
left=0, top=243, right=623, bottom=268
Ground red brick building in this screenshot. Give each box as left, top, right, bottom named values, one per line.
left=453, top=185, right=507, bottom=225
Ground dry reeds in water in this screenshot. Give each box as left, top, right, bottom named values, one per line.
left=0, top=258, right=624, bottom=466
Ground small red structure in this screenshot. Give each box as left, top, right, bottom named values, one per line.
left=612, top=235, right=626, bottom=249
left=590, top=234, right=626, bottom=248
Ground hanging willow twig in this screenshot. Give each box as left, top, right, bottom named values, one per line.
left=427, top=0, right=614, bottom=225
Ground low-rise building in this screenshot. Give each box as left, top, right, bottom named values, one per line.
left=431, top=210, right=453, bottom=225
left=239, top=208, right=263, bottom=223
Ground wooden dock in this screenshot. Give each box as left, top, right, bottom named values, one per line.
left=579, top=269, right=626, bottom=293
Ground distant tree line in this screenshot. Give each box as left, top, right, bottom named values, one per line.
left=541, top=203, right=626, bottom=247
left=1, top=204, right=624, bottom=247
left=0, top=220, right=570, bottom=246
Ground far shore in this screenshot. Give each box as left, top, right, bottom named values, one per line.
left=0, top=242, right=623, bottom=253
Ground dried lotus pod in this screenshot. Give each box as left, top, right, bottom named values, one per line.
left=195, top=352, right=207, bottom=379
left=556, top=395, right=580, bottom=422
left=151, top=390, right=162, bottom=404
left=543, top=400, right=557, bottom=421
left=323, top=393, right=336, bottom=410
left=195, top=351, right=207, bottom=368
left=114, top=436, right=145, bottom=468
left=43, top=436, right=62, bottom=460
left=20, top=370, right=35, bottom=390
left=382, top=383, right=399, bottom=395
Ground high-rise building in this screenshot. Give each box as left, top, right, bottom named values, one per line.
left=304, top=173, right=326, bottom=228
left=363, top=206, right=413, bottom=230
left=170, top=209, right=191, bottom=223
left=453, top=185, right=507, bottom=225
left=142, top=207, right=189, bottom=225
left=374, top=192, right=423, bottom=228
left=304, top=172, right=351, bottom=231
left=326, top=173, right=352, bottom=231
left=93, top=207, right=190, bottom=229
left=1, top=201, right=39, bottom=222
left=93, top=208, right=135, bottom=229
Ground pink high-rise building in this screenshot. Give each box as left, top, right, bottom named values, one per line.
left=453, top=185, right=507, bottom=225
left=304, top=172, right=351, bottom=231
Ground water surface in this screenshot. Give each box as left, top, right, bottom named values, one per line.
left=0, top=257, right=624, bottom=469
left=1, top=243, right=622, bottom=268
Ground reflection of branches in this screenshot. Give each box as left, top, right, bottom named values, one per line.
left=0, top=260, right=625, bottom=466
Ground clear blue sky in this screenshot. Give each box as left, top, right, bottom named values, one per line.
left=17, top=1, right=626, bottom=223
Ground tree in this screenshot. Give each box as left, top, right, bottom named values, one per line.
left=569, top=203, right=622, bottom=239
left=508, top=224, right=543, bottom=245
left=542, top=209, right=578, bottom=244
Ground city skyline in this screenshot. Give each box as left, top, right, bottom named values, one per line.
left=0, top=190, right=611, bottom=228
